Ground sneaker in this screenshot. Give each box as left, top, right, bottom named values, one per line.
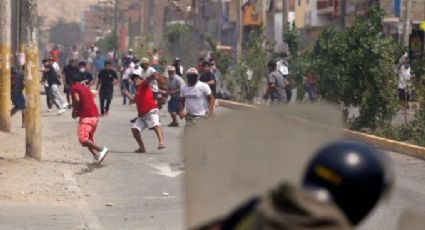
left=67, top=104, right=72, bottom=109
left=57, top=109, right=66, bottom=115
left=130, top=118, right=137, bottom=123
left=63, top=103, right=69, bottom=109
left=47, top=109, right=52, bottom=112
left=168, top=122, right=179, bottom=127
left=98, top=147, right=109, bottom=163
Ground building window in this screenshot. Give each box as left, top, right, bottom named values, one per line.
left=298, top=0, right=301, bottom=6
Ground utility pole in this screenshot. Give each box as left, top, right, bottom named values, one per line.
left=339, top=0, right=347, bottom=31
left=0, top=0, right=12, bottom=133
left=19, top=0, right=41, bottom=159
left=282, top=0, right=289, bottom=32
left=237, top=0, right=243, bottom=59
left=403, top=0, right=413, bottom=46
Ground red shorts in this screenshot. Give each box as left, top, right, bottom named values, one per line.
left=78, top=117, right=98, bottom=144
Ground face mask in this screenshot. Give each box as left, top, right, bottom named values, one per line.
left=79, top=68, right=85, bottom=72
left=187, top=74, right=198, bottom=86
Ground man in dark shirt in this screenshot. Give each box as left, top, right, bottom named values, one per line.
left=11, top=68, right=26, bottom=127
left=199, top=61, right=217, bottom=97
left=96, top=61, right=118, bottom=116
left=63, top=59, right=79, bottom=108
left=78, top=61, right=94, bottom=87
left=42, top=59, right=67, bottom=115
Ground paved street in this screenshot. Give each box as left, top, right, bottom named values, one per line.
left=0, top=99, right=425, bottom=229
left=73, top=100, right=185, bottom=230
left=0, top=95, right=186, bottom=230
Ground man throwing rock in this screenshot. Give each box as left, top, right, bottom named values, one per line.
left=123, top=71, right=166, bottom=153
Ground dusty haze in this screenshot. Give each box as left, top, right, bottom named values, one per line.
left=38, top=0, right=99, bottom=25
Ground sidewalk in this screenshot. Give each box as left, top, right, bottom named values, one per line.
left=0, top=96, right=96, bottom=229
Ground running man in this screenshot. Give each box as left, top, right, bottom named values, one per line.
left=63, top=59, right=79, bottom=108
left=179, top=68, right=215, bottom=127
left=96, top=61, right=119, bottom=116
left=122, top=72, right=166, bottom=153
left=41, top=59, right=67, bottom=115
left=70, top=74, right=109, bottom=163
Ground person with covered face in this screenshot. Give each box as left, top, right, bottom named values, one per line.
left=122, top=71, right=166, bottom=153
left=179, top=68, right=215, bottom=127
left=78, top=61, right=94, bottom=87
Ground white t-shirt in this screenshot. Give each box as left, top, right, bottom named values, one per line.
left=277, top=60, right=289, bottom=75
left=52, top=62, right=61, bottom=73
left=123, top=66, right=132, bottom=80
left=71, top=51, right=79, bottom=61
left=180, top=81, right=212, bottom=116
left=141, top=66, right=158, bottom=92
left=398, top=65, right=411, bottom=89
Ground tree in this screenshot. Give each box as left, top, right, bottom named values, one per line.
left=228, top=28, right=274, bottom=102
left=312, top=7, right=399, bottom=130
left=283, top=22, right=311, bottom=98
left=49, top=18, right=81, bottom=46
left=206, top=36, right=232, bottom=83
left=164, top=23, right=193, bottom=63
left=97, top=34, right=118, bottom=53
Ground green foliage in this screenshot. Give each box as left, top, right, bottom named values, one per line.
left=411, top=58, right=425, bottom=106
left=229, top=28, right=273, bottom=102
left=402, top=109, right=425, bottom=146
left=283, top=22, right=301, bottom=56
left=312, top=6, right=398, bottom=130
left=206, top=37, right=232, bottom=79
left=282, top=23, right=311, bottom=99
left=165, top=24, right=190, bottom=44
left=164, top=23, right=193, bottom=66
left=49, top=18, right=81, bottom=46
left=97, top=34, right=119, bottom=53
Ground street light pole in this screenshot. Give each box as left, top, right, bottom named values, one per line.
left=0, top=0, right=12, bottom=133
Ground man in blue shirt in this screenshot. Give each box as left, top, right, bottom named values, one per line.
left=94, top=51, right=107, bottom=77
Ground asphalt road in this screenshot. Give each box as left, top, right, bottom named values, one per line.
left=1, top=97, right=425, bottom=229
left=74, top=99, right=185, bottom=230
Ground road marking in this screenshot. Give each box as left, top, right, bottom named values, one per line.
left=143, top=196, right=177, bottom=199
left=63, top=169, right=103, bottom=230
left=147, top=163, right=183, bottom=178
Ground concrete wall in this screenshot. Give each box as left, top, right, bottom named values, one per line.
left=295, top=0, right=311, bottom=28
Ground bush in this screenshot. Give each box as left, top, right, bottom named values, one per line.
left=164, top=24, right=193, bottom=64
left=312, top=6, right=399, bottom=130
left=228, top=28, right=274, bottom=102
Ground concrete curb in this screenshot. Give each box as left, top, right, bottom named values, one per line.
left=342, top=129, right=425, bottom=159
left=218, top=100, right=259, bottom=110
left=217, top=99, right=425, bottom=159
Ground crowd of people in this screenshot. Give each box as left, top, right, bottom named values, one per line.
left=10, top=43, right=221, bottom=163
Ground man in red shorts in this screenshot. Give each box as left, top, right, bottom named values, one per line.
left=71, top=74, right=109, bottom=163
left=123, top=72, right=166, bottom=153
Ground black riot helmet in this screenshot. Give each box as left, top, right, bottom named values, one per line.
left=303, top=140, right=393, bottom=226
